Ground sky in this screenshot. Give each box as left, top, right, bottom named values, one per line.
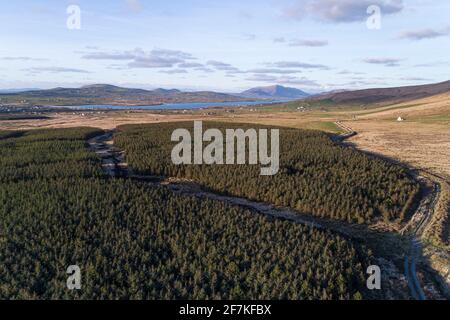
left=0, top=0, right=449, bottom=93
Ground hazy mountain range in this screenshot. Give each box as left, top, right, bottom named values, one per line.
left=0, top=84, right=250, bottom=106
left=1, top=81, right=449, bottom=107
left=0, top=84, right=309, bottom=106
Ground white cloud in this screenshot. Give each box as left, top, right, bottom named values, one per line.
left=289, top=39, right=329, bottom=47
left=266, top=61, right=330, bottom=70
left=24, top=67, right=91, bottom=74
left=273, top=37, right=286, bottom=43
left=125, top=0, right=143, bottom=13
left=399, top=77, right=430, bottom=81
left=207, top=60, right=241, bottom=72
left=246, top=74, right=320, bottom=87
left=362, top=57, right=403, bottom=67
left=82, top=48, right=195, bottom=69
left=2, top=56, right=48, bottom=61
left=242, top=33, right=257, bottom=41
left=178, top=62, right=204, bottom=68
left=160, top=69, right=188, bottom=74
left=246, top=68, right=302, bottom=74
left=283, top=0, right=403, bottom=23
left=397, top=28, right=449, bottom=41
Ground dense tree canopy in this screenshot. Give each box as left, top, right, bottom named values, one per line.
left=0, top=127, right=371, bottom=299
left=115, top=122, right=419, bottom=224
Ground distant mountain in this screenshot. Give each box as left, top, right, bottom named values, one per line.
left=0, top=88, right=40, bottom=94
left=0, top=84, right=251, bottom=106
left=240, top=85, right=310, bottom=100
left=152, top=88, right=181, bottom=95
left=309, top=80, right=450, bottom=106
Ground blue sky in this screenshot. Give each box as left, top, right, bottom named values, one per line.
left=0, top=0, right=449, bottom=92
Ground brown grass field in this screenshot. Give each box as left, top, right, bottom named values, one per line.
left=340, top=92, right=450, bottom=180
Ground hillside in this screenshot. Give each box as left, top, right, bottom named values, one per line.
left=310, top=80, right=450, bottom=106
left=355, top=91, right=450, bottom=120
left=0, top=84, right=251, bottom=107
left=240, top=85, right=310, bottom=100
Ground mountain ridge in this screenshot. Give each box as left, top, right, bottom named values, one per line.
left=0, top=84, right=253, bottom=106
left=240, top=85, right=310, bottom=100
left=3, top=80, right=449, bottom=107
left=309, top=80, right=450, bottom=106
